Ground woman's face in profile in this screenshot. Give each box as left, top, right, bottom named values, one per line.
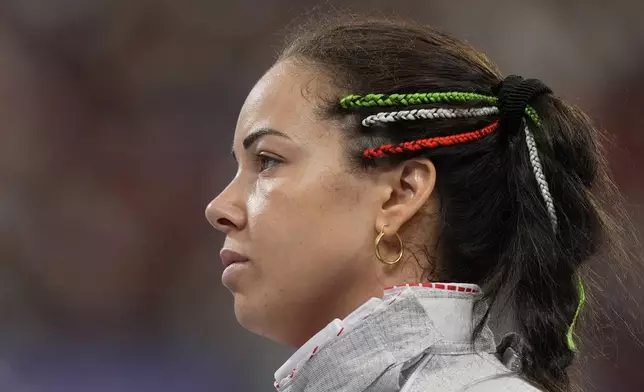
left=205, top=60, right=386, bottom=345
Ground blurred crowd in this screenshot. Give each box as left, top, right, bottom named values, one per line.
left=0, top=1, right=642, bottom=391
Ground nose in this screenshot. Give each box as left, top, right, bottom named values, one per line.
left=205, top=184, right=246, bottom=234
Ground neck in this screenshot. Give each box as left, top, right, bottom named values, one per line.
left=284, top=279, right=385, bottom=347
left=278, top=253, right=433, bottom=347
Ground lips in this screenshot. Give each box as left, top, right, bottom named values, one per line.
left=219, top=249, right=249, bottom=268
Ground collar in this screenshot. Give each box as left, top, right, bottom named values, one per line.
left=274, top=283, right=495, bottom=391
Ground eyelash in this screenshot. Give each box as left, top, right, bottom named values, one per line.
left=255, top=152, right=283, bottom=172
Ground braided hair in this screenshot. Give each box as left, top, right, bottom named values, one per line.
left=279, top=16, right=631, bottom=392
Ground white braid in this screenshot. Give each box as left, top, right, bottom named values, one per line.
left=523, top=124, right=558, bottom=231
left=361, top=107, right=499, bottom=127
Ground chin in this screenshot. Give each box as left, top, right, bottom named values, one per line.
left=232, top=292, right=288, bottom=343
left=233, top=293, right=263, bottom=332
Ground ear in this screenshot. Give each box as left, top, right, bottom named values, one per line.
left=375, top=158, right=436, bottom=235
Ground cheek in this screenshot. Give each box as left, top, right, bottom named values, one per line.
left=246, top=173, right=374, bottom=274
left=239, top=174, right=376, bottom=335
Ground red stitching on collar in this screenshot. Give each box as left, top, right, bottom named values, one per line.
left=383, top=282, right=479, bottom=293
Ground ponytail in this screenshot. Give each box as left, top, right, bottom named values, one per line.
left=491, top=85, right=636, bottom=392
left=497, top=93, right=592, bottom=390
left=413, top=87, right=611, bottom=391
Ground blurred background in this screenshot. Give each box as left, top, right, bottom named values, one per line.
left=0, top=0, right=642, bottom=391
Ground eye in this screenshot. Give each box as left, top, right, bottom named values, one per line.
left=256, top=152, right=283, bottom=172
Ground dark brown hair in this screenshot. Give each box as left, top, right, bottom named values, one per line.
left=275, top=15, right=640, bottom=392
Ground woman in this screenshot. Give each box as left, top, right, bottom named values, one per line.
left=205, top=17, right=626, bottom=392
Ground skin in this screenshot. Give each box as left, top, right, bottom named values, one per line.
left=205, top=59, right=439, bottom=347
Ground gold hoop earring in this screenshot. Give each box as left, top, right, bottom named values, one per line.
left=375, top=224, right=404, bottom=265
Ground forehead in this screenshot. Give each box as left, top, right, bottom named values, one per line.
left=235, top=60, right=335, bottom=144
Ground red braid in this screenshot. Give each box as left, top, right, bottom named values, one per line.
left=363, top=121, right=499, bottom=159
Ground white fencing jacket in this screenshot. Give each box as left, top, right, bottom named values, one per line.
left=273, top=283, right=541, bottom=392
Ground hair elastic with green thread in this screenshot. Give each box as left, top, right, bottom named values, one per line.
left=567, top=277, right=585, bottom=350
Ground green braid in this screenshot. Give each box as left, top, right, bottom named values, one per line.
left=340, top=91, right=542, bottom=126
left=524, top=106, right=542, bottom=127
left=340, top=92, right=497, bottom=107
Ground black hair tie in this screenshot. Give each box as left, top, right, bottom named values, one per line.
left=495, top=75, right=552, bottom=135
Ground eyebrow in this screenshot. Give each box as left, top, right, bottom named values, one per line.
left=231, top=128, right=291, bottom=161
